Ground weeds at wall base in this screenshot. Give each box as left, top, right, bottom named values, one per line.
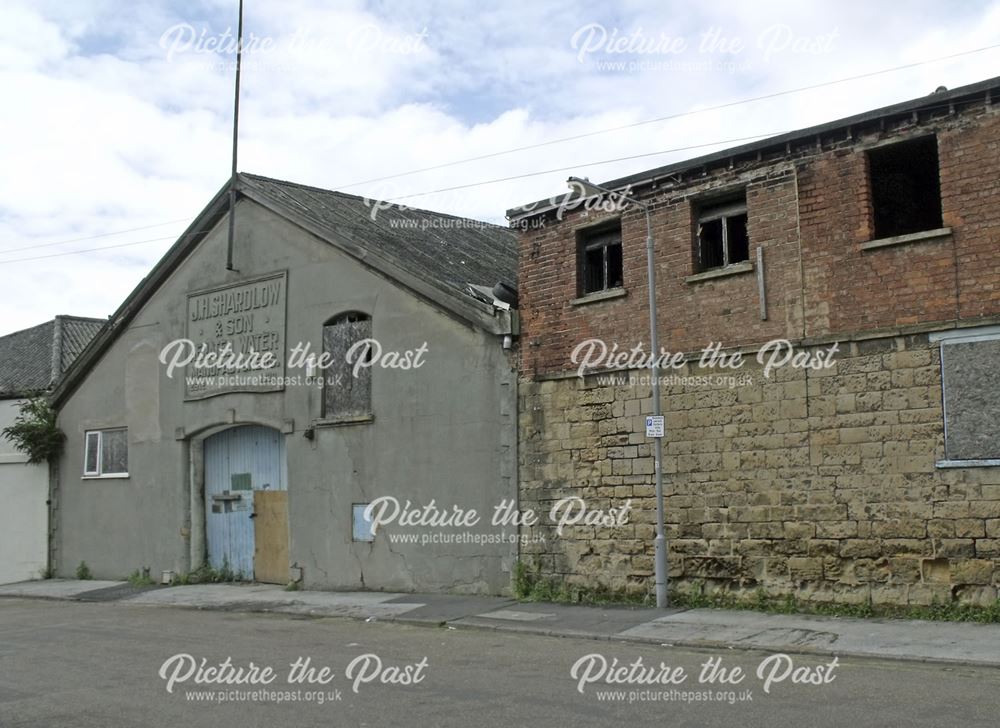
left=174, top=561, right=245, bottom=585
left=126, top=569, right=154, bottom=588
left=670, top=585, right=1000, bottom=624
left=511, top=562, right=1000, bottom=622
left=512, top=561, right=652, bottom=607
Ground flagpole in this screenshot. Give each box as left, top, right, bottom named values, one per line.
left=225, top=0, right=244, bottom=271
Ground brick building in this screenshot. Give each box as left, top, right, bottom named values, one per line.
left=508, top=75, right=1000, bottom=606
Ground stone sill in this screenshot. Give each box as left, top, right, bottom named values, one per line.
left=313, top=414, right=374, bottom=428
left=81, top=473, right=130, bottom=480
left=936, top=458, right=1000, bottom=469
left=861, top=227, right=952, bottom=251
left=571, top=288, right=627, bottom=306
left=685, top=261, right=754, bottom=284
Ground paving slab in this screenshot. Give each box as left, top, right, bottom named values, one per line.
left=385, top=593, right=516, bottom=624
left=0, top=580, right=126, bottom=599
left=74, top=583, right=168, bottom=602
left=455, top=601, right=677, bottom=639
left=127, top=583, right=426, bottom=619
left=619, top=608, right=1000, bottom=666
left=6, top=581, right=1000, bottom=668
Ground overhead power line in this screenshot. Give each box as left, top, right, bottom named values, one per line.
left=3, top=43, right=998, bottom=263
left=0, top=130, right=786, bottom=265
left=380, top=92, right=982, bottom=203
left=0, top=89, right=984, bottom=265
left=0, top=231, right=210, bottom=265
left=333, top=42, right=1000, bottom=191
left=0, top=218, right=191, bottom=255
left=385, top=131, right=787, bottom=202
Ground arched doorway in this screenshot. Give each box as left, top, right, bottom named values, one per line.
left=204, top=425, right=288, bottom=583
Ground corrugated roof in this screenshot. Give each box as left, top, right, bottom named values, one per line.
left=0, top=316, right=105, bottom=398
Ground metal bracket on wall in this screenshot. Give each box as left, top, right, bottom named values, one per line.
left=211, top=492, right=242, bottom=502
left=756, top=246, right=768, bottom=321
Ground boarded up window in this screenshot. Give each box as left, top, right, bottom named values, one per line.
left=323, top=312, right=372, bottom=418
left=941, top=337, right=1000, bottom=461
left=83, top=428, right=128, bottom=476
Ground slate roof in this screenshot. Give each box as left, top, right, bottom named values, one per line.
left=51, top=174, right=518, bottom=406
left=240, top=173, right=518, bottom=296
left=0, top=316, right=105, bottom=398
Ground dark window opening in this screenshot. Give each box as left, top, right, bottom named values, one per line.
left=868, top=136, right=942, bottom=239
left=695, top=196, right=749, bottom=272
left=578, top=222, right=623, bottom=296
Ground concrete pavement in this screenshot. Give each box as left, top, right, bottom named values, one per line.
left=6, top=598, right=999, bottom=728
left=2, top=579, right=999, bottom=668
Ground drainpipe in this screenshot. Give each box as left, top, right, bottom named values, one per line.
left=566, top=177, right=669, bottom=608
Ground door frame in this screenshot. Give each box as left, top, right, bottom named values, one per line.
left=186, top=419, right=291, bottom=577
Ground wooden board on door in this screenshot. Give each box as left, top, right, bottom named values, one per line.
left=254, top=490, right=289, bottom=584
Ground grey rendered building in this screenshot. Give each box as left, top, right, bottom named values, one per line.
left=0, top=316, right=103, bottom=584
left=51, top=174, right=519, bottom=593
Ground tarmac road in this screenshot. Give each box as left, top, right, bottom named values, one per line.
left=0, top=598, right=997, bottom=728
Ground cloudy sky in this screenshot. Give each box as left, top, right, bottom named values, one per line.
left=1, top=0, right=998, bottom=332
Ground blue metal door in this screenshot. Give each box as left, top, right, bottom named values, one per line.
left=204, top=425, right=287, bottom=579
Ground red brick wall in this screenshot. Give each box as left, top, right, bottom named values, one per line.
left=945, top=113, right=1000, bottom=319
left=518, top=206, right=648, bottom=376
left=517, top=106, right=1000, bottom=376
left=655, top=173, right=803, bottom=350
left=798, top=138, right=957, bottom=334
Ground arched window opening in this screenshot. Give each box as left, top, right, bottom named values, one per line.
left=322, top=312, right=372, bottom=418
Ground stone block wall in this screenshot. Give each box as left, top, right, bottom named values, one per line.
left=518, top=333, right=1000, bottom=605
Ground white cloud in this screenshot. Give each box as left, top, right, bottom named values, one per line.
left=0, top=0, right=998, bottom=331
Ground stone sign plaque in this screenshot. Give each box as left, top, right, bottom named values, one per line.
left=184, top=271, right=287, bottom=400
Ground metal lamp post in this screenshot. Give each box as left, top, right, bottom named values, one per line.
left=567, top=176, right=669, bottom=608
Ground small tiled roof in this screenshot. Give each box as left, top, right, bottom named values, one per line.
left=0, top=316, right=105, bottom=398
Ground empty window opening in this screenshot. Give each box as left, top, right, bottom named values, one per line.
left=578, top=222, right=623, bottom=295
left=868, top=135, right=942, bottom=239
left=696, top=196, right=748, bottom=271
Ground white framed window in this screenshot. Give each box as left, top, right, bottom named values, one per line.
left=83, top=428, right=129, bottom=477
